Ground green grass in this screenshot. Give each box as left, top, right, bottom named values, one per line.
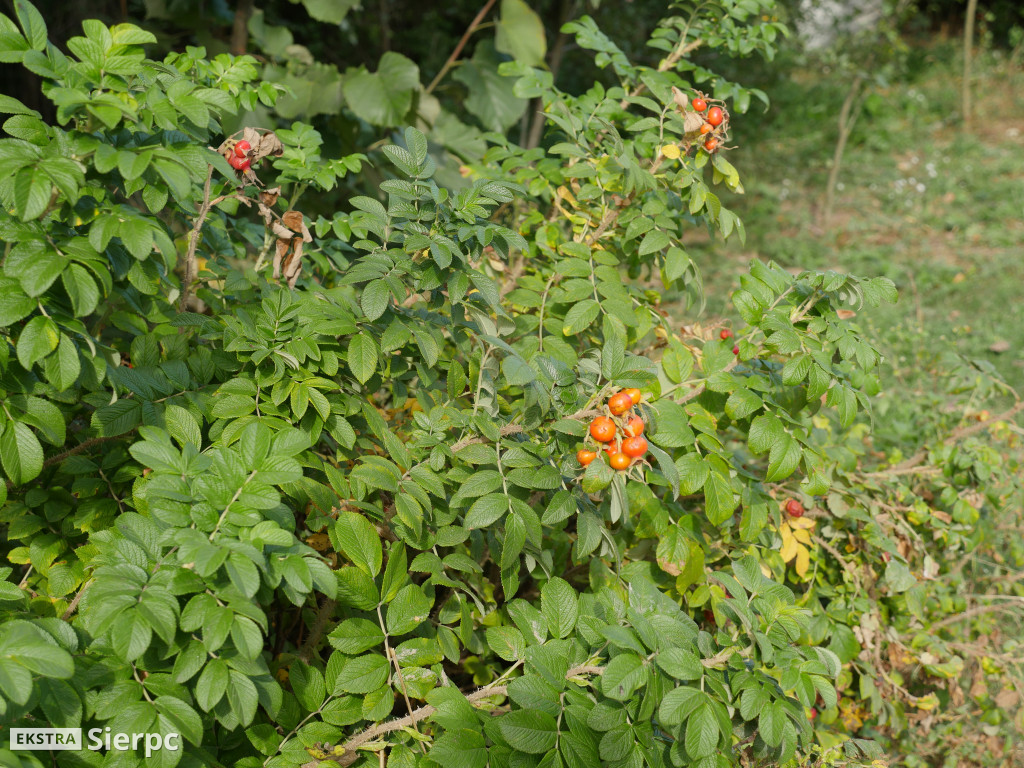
left=690, top=40, right=1024, bottom=398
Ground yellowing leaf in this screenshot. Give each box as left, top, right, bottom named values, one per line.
left=795, top=543, right=810, bottom=577
left=789, top=517, right=816, bottom=530
left=780, top=527, right=798, bottom=562
left=792, top=527, right=812, bottom=545
left=556, top=185, right=579, bottom=209
left=661, top=144, right=681, bottom=160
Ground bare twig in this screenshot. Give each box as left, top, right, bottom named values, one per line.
left=61, top=579, right=92, bottom=621
left=886, top=400, right=1024, bottom=473
left=821, top=74, right=865, bottom=226
left=928, top=603, right=1017, bottom=633
left=5, top=435, right=126, bottom=492
left=425, top=0, right=498, bottom=95
left=300, top=662, right=602, bottom=768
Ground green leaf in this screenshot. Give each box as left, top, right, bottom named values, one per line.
left=748, top=413, right=783, bottom=455
left=0, top=94, right=40, bottom=116
left=486, top=626, right=526, bottom=662
left=497, top=709, right=558, bottom=754
left=295, top=0, right=359, bottom=23
left=329, top=619, right=385, bottom=654
left=884, top=560, right=916, bottom=593
left=333, top=653, right=389, bottom=695
left=386, top=584, right=432, bottom=636
left=290, top=661, right=327, bottom=712
left=92, top=399, right=142, bottom=437
left=494, top=0, right=546, bottom=67
left=684, top=702, right=719, bottom=758
left=758, top=699, right=786, bottom=748
left=452, top=41, right=527, bottom=132
left=43, top=334, right=80, bottom=391
left=343, top=51, right=419, bottom=127
left=62, top=264, right=99, bottom=316
left=562, top=299, right=600, bottom=336
left=347, top=332, right=379, bottom=384
left=638, top=229, right=670, bottom=256
left=16, top=314, right=58, bottom=368
left=703, top=470, right=737, bottom=526
left=541, top=577, right=578, bottom=639
left=766, top=433, right=802, bottom=481
left=0, top=421, right=43, bottom=485
left=153, top=696, right=203, bottom=746
left=656, top=647, right=703, bottom=681
left=13, top=166, right=51, bottom=220
left=0, top=276, right=34, bottom=326
left=195, top=659, right=229, bottom=711
left=430, top=729, right=488, bottom=768
left=18, top=247, right=63, bottom=296
left=165, top=404, right=202, bottom=448
left=725, top=389, right=762, bottom=420
left=658, top=686, right=703, bottom=726
left=675, top=454, right=709, bottom=495
left=334, top=511, right=383, bottom=577
left=227, top=670, right=259, bottom=726
left=15, top=0, right=48, bottom=50
left=110, top=611, right=152, bottom=661
left=361, top=278, right=390, bottom=320
left=601, top=654, right=646, bottom=701
left=0, top=622, right=73, bottom=678
left=465, top=493, right=509, bottom=529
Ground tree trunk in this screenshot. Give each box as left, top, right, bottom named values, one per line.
left=962, top=0, right=979, bottom=126
left=230, top=0, right=254, bottom=56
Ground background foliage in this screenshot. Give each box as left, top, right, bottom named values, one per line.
left=1, top=1, right=1022, bottom=767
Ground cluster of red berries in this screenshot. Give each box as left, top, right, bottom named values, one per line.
left=227, top=140, right=252, bottom=172
left=719, top=328, right=740, bottom=356
left=691, top=96, right=728, bottom=153
left=578, top=389, right=649, bottom=472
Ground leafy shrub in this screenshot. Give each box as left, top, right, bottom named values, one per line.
left=0, top=2, right=1021, bottom=767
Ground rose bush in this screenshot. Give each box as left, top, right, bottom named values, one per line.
left=0, top=1, right=1021, bottom=767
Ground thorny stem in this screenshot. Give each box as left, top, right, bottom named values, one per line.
left=180, top=164, right=215, bottom=313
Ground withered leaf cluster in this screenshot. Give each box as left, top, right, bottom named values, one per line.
left=258, top=187, right=312, bottom=289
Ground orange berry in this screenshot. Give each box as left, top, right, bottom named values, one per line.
left=621, top=436, right=648, bottom=458
left=604, top=440, right=620, bottom=458
left=608, top=392, right=633, bottom=416
left=700, top=123, right=713, bottom=135
left=590, top=417, right=616, bottom=442
left=609, top=453, right=631, bottom=471
left=625, top=415, right=645, bottom=437
left=624, top=388, right=642, bottom=405
left=577, top=450, right=597, bottom=466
